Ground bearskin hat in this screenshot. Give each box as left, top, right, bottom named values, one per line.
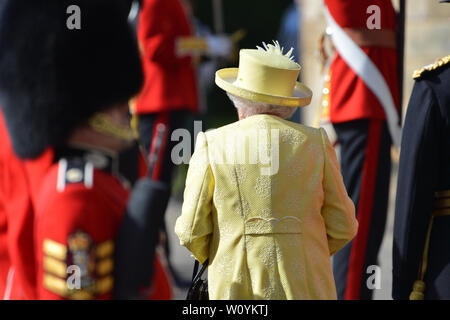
left=0, top=0, right=143, bottom=159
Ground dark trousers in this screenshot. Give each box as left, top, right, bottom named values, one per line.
left=332, top=119, right=391, bottom=300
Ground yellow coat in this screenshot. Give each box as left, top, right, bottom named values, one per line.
left=175, top=114, right=357, bottom=300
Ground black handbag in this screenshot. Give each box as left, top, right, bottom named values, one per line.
left=186, top=259, right=209, bottom=300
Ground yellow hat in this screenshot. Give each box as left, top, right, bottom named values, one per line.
left=215, top=41, right=312, bottom=107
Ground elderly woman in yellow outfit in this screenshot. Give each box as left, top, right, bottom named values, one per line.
left=175, top=41, right=358, bottom=300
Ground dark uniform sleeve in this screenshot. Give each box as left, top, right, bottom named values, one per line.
left=37, top=187, right=117, bottom=300
left=392, top=79, right=442, bottom=299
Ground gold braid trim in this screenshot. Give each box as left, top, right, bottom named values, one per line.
left=89, top=113, right=135, bottom=142
left=409, top=191, right=450, bottom=300
left=413, top=54, right=450, bottom=79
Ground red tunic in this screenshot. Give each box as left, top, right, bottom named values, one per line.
left=135, top=0, right=198, bottom=114
left=0, top=111, right=53, bottom=300
left=0, top=112, right=12, bottom=298
left=325, top=0, right=399, bottom=123
left=35, top=156, right=172, bottom=300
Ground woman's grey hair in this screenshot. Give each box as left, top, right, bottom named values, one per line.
left=227, top=93, right=297, bottom=120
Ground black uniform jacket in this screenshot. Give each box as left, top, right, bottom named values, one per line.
left=393, top=56, right=450, bottom=300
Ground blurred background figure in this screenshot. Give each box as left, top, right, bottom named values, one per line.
left=321, top=0, right=401, bottom=300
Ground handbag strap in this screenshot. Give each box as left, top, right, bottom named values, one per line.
left=192, top=260, right=199, bottom=281
left=191, top=259, right=208, bottom=282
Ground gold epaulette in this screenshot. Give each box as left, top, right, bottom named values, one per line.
left=413, top=54, right=450, bottom=79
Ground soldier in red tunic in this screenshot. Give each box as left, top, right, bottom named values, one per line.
left=135, top=0, right=199, bottom=180
left=323, top=0, right=400, bottom=300
left=0, top=0, right=171, bottom=300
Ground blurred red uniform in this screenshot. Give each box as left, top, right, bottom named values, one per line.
left=135, top=0, right=198, bottom=114
left=0, top=111, right=53, bottom=300
left=0, top=111, right=13, bottom=298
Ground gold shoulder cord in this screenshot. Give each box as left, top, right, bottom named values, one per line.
left=88, top=113, right=135, bottom=142
left=409, top=190, right=450, bottom=299
left=413, top=54, right=450, bottom=79
left=409, top=217, right=434, bottom=300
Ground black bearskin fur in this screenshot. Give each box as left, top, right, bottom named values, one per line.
left=0, top=0, right=143, bottom=159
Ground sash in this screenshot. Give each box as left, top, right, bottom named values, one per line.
left=324, top=7, right=402, bottom=147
